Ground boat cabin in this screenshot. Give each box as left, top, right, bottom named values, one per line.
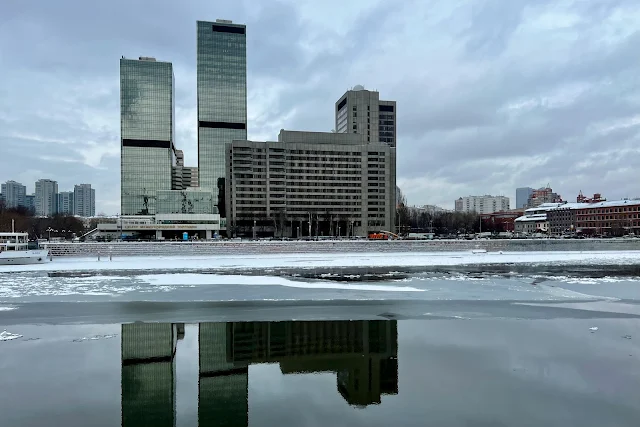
left=0, top=232, right=30, bottom=252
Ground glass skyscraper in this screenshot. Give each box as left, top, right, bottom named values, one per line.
left=197, top=20, right=247, bottom=217
left=120, top=57, right=175, bottom=215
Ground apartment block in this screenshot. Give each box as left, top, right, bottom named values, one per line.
left=454, top=195, right=510, bottom=214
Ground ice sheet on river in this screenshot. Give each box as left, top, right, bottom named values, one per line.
left=1, top=250, right=640, bottom=273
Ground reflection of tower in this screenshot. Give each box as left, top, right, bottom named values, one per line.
left=121, top=323, right=178, bottom=427
left=198, top=322, right=248, bottom=427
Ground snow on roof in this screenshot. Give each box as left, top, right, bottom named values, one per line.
left=515, top=214, right=547, bottom=222
left=547, top=199, right=640, bottom=211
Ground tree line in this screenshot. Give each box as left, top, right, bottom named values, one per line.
left=0, top=201, right=86, bottom=240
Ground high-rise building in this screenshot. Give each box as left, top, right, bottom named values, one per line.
left=0, top=180, right=26, bottom=209
left=35, top=179, right=58, bottom=216
left=335, top=86, right=396, bottom=147
left=526, top=186, right=562, bottom=208
left=197, top=20, right=247, bottom=217
left=454, top=195, right=510, bottom=214
left=120, top=56, right=175, bottom=215
left=172, top=150, right=199, bottom=190
left=57, top=191, right=74, bottom=215
left=74, top=184, right=95, bottom=217
left=24, top=194, right=35, bottom=213
left=516, top=187, right=534, bottom=209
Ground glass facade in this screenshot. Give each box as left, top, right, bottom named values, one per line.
left=156, top=190, right=215, bottom=215
left=120, top=58, right=175, bottom=215
left=197, top=21, right=247, bottom=216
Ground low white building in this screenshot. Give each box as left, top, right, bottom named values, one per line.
left=95, top=214, right=222, bottom=240
left=514, top=213, right=548, bottom=234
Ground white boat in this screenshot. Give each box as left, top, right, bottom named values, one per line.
left=0, top=227, right=50, bottom=265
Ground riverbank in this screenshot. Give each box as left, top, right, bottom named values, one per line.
left=41, top=238, right=640, bottom=257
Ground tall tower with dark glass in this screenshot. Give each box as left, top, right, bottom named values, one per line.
left=197, top=20, right=247, bottom=218
left=120, top=57, right=175, bottom=216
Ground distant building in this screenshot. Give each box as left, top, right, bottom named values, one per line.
left=576, top=191, right=605, bottom=203
left=35, top=179, right=58, bottom=216
left=454, top=195, right=510, bottom=214
left=335, top=85, right=396, bottom=147
left=172, top=150, right=199, bottom=190
left=479, top=209, right=525, bottom=232
left=74, top=184, right=95, bottom=217
left=57, top=191, right=74, bottom=215
left=526, top=186, right=562, bottom=208
left=547, top=199, right=640, bottom=236
left=24, top=194, right=35, bottom=213
left=515, top=187, right=534, bottom=209
left=411, top=205, right=449, bottom=216
left=1, top=180, right=26, bottom=209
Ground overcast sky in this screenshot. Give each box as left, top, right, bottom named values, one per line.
left=2, top=0, right=640, bottom=214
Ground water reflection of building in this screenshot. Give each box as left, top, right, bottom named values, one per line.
left=121, top=323, right=178, bottom=427
left=121, top=320, right=398, bottom=427
left=197, top=320, right=398, bottom=424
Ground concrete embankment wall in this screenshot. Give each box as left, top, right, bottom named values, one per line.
left=43, top=239, right=640, bottom=257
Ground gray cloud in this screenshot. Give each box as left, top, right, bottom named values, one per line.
left=1, top=0, right=640, bottom=213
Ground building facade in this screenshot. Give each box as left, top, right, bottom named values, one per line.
left=547, top=200, right=640, bottom=236
left=515, top=187, right=533, bottom=209
left=479, top=209, right=525, bottom=232
left=57, top=191, right=74, bottom=215
left=35, top=179, right=58, bottom=216
left=120, top=57, right=175, bottom=215
left=335, top=86, right=396, bottom=147
left=526, top=186, right=562, bottom=208
left=24, top=194, right=35, bottom=213
left=226, top=130, right=396, bottom=238
left=74, top=184, right=95, bottom=217
left=454, top=195, right=510, bottom=214
left=1, top=180, right=26, bottom=209
left=197, top=20, right=247, bottom=217
left=172, top=150, right=199, bottom=190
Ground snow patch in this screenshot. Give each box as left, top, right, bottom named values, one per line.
left=0, top=330, right=23, bottom=341
left=137, top=273, right=425, bottom=292
left=0, top=306, right=17, bottom=311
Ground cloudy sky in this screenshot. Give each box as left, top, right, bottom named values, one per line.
left=2, top=0, right=640, bottom=214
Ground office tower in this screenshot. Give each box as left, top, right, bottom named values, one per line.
left=57, top=191, right=74, bottom=215
left=197, top=19, right=247, bottom=217
left=73, top=184, right=95, bottom=217
left=35, top=179, right=58, bottom=216
left=226, top=130, right=396, bottom=237
left=120, top=56, right=175, bottom=215
left=335, top=86, right=396, bottom=147
left=454, top=195, right=510, bottom=214
left=0, top=180, right=26, bottom=209
left=516, top=187, right=534, bottom=209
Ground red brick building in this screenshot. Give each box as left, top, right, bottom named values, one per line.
left=479, top=209, right=524, bottom=232
left=548, top=200, right=640, bottom=236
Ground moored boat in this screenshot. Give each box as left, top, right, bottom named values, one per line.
left=0, top=224, right=50, bottom=265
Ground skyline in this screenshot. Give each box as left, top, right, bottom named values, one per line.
left=2, top=0, right=640, bottom=214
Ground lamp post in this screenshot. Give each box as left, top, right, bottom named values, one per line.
left=46, top=227, right=55, bottom=241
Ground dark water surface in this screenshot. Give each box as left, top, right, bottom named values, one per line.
left=2, top=316, right=640, bottom=427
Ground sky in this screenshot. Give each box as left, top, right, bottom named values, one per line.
left=2, top=0, right=640, bottom=214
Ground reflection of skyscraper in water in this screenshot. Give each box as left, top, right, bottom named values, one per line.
left=197, top=320, right=398, bottom=424
left=121, top=323, right=178, bottom=427
left=198, top=322, right=248, bottom=427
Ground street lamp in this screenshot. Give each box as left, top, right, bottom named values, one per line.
left=46, top=227, right=56, bottom=241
